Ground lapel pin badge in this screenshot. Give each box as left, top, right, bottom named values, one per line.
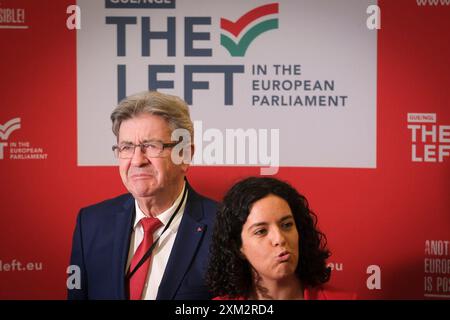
left=196, top=227, right=203, bottom=232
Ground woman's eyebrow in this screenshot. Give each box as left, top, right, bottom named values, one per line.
left=279, top=215, right=294, bottom=222
left=248, top=221, right=267, bottom=230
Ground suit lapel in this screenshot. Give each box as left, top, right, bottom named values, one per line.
left=156, top=186, right=206, bottom=300
left=111, top=195, right=135, bottom=299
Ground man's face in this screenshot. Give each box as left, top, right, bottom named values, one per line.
left=117, top=113, right=188, bottom=199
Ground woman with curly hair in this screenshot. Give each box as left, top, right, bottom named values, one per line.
left=206, top=177, right=353, bottom=300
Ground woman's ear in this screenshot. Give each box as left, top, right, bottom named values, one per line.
left=239, top=247, right=246, bottom=260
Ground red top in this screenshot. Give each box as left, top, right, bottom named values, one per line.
left=213, top=286, right=357, bottom=300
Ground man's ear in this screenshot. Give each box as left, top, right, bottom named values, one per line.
left=179, top=143, right=194, bottom=173
left=190, top=143, right=195, bottom=159
left=171, top=128, right=193, bottom=167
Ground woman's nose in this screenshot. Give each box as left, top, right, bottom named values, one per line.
left=271, top=227, right=287, bottom=246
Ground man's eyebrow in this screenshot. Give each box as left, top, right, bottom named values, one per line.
left=118, top=140, right=133, bottom=145
left=118, top=139, right=163, bottom=144
left=141, top=138, right=163, bottom=143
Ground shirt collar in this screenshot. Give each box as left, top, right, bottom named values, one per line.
left=133, top=182, right=187, bottom=230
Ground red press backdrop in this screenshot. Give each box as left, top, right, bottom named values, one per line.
left=0, top=0, right=449, bottom=299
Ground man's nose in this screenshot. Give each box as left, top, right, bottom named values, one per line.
left=130, top=145, right=149, bottom=166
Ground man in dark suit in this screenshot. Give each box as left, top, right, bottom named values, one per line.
left=68, top=91, right=217, bottom=300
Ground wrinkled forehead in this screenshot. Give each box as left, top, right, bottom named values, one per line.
left=118, top=114, right=173, bottom=142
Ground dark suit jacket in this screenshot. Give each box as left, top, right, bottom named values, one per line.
left=68, top=183, right=217, bottom=300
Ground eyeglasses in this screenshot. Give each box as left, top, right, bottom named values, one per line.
left=112, top=141, right=178, bottom=159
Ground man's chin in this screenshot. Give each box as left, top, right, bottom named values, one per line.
left=128, top=184, right=158, bottom=198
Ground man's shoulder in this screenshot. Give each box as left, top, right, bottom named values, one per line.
left=197, top=193, right=218, bottom=211
left=185, top=185, right=219, bottom=225
left=189, top=188, right=218, bottom=212
left=79, top=193, right=133, bottom=218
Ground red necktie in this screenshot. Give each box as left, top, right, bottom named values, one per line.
left=128, top=217, right=162, bottom=300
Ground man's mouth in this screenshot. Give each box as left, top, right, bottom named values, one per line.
left=130, top=173, right=153, bottom=179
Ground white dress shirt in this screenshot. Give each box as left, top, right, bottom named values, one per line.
left=126, top=183, right=188, bottom=300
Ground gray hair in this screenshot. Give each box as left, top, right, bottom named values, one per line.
left=111, top=91, right=194, bottom=141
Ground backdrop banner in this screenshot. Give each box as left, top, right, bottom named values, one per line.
left=0, top=0, right=449, bottom=300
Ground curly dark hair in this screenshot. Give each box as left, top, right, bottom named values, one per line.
left=206, top=177, right=331, bottom=298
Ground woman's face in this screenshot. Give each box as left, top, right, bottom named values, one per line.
left=240, top=194, right=299, bottom=282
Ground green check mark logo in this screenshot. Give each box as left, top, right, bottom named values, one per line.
left=220, top=3, right=279, bottom=57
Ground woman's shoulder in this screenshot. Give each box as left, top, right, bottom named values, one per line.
left=304, top=285, right=357, bottom=300
left=213, top=295, right=247, bottom=300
